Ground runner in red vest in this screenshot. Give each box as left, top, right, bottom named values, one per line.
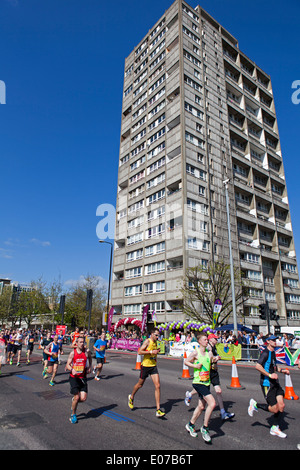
left=66, top=335, right=92, bottom=424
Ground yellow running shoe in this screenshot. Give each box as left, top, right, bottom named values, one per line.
left=156, top=409, right=165, bottom=418
left=128, top=395, right=134, bottom=410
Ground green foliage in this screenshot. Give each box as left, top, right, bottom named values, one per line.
left=0, top=274, right=107, bottom=330
left=181, top=260, right=249, bottom=326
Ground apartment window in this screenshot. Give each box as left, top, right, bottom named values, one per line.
left=145, top=241, right=165, bottom=257
left=281, top=263, right=297, bottom=273
left=147, top=172, right=165, bottom=189
left=124, top=304, right=141, bottom=315
left=125, top=285, right=142, bottom=297
left=146, top=223, right=165, bottom=239
left=124, top=84, right=133, bottom=97
left=144, top=281, right=165, bottom=294
left=148, top=113, right=165, bottom=131
left=128, top=215, right=144, bottom=230
left=149, top=301, right=165, bottom=313
left=147, top=189, right=165, bottom=205
left=126, top=249, right=143, bottom=262
left=241, top=252, right=259, bottom=264
left=285, top=294, right=300, bottom=304
left=185, top=131, right=205, bottom=149
left=125, top=267, right=142, bottom=279
left=247, top=270, right=261, bottom=281
left=185, top=101, right=204, bottom=120
left=127, top=232, right=143, bottom=246
left=149, top=87, right=166, bottom=106
left=147, top=156, right=166, bottom=175
left=145, top=261, right=165, bottom=275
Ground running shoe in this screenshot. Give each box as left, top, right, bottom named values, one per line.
left=248, top=399, right=258, bottom=417
left=270, top=425, right=286, bottom=438
left=200, top=426, right=211, bottom=443
left=128, top=394, right=134, bottom=410
left=94, top=376, right=100, bottom=381
left=185, top=391, right=192, bottom=406
left=156, top=409, right=165, bottom=418
left=17, top=362, right=20, bottom=367
left=185, top=423, right=197, bottom=437
left=9, top=360, right=12, bottom=365
left=222, top=411, right=235, bottom=421
left=49, top=380, right=55, bottom=386
left=69, top=414, right=78, bottom=424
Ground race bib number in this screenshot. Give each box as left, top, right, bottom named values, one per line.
left=199, top=371, right=210, bottom=382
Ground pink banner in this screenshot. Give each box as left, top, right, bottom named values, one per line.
left=107, top=307, right=114, bottom=332
left=110, top=338, right=141, bottom=352
left=141, top=304, right=149, bottom=333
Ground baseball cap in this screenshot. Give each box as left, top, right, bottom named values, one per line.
left=266, top=335, right=278, bottom=341
left=208, top=333, right=218, bottom=340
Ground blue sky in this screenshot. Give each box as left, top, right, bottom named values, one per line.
left=0, top=0, right=299, bottom=289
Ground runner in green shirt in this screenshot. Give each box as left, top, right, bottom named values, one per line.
left=184, top=331, right=216, bottom=443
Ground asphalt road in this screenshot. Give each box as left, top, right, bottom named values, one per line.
left=0, top=347, right=300, bottom=453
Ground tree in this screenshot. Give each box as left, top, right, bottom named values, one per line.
left=64, top=275, right=107, bottom=330
left=0, top=286, right=13, bottom=326
left=181, top=260, right=249, bottom=327
left=14, top=279, right=50, bottom=328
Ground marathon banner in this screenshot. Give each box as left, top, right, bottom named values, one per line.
left=110, top=338, right=141, bottom=352
left=56, top=325, right=67, bottom=335
left=141, top=304, right=149, bottom=333
left=216, top=343, right=242, bottom=361
left=107, top=307, right=114, bottom=332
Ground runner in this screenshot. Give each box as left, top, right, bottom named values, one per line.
left=71, top=327, right=80, bottom=348
left=66, top=335, right=92, bottom=424
left=128, top=328, right=165, bottom=418
left=57, top=329, right=64, bottom=364
left=44, top=334, right=60, bottom=386
left=93, top=332, right=107, bottom=381
left=184, top=331, right=216, bottom=443
left=0, top=331, right=7, bottom=374
left=248, top=335, right=290, bottom=438
left=14, top=328, right=24, bottom=366
left=26, top=330, right=35, bottom=364
left=41, top=331, right=52, bottom=377
left=185, top=333, right=235, bottom=421
left=7, top=329, right=16, bottom=365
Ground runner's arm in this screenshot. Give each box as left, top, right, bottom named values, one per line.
left=184, top=351, right=201, bottom=369
left=66, top=350, right=75, bottom=373
left=138, top=339, right=150, bottom=355
left=255, top=362, right=278, bottom=380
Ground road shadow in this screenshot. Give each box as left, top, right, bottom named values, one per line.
left=77, top=404, right=118, bottom=421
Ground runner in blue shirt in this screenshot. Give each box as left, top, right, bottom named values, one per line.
left=44, top=335, right=60, bottom=386
left=248, top=335, right=290, bottom=438
left=93, top=332, right=107, bottom=381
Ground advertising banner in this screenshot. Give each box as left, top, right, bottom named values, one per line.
left=56, top=325, right=67, bottom=335
left=216, top=343, right=242, bottom=361
left=110, top=338, right=141, bottom=352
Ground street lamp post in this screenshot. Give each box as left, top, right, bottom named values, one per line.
left=223, top=179, right=238, bottom=337
left=99, top=240, right=113, bottom=324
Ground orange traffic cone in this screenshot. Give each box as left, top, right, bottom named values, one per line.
left=227, top=356, right=245, bottom=390
left=133, top=353, right=142, bottom=371
left=284, top=373, right=299, bottom=400
left=179, top=351, right=192, bottom=380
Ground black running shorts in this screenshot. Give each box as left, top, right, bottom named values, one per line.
left=140, top=365, right=158, bottom=380
left=261, top=382, right=284, bottom=407
left=69, top=376, right=88, bottom=395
